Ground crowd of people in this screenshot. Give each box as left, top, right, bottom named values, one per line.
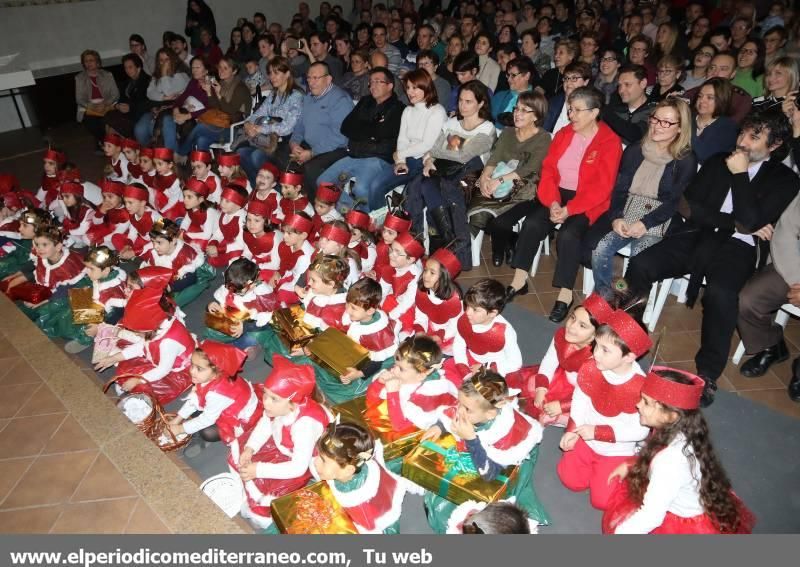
left=3, top=0, right=797, bottom=535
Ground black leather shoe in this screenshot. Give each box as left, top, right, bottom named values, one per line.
left=549, top=299, right=573, bottom=323
left=740, top=339, right=790, bottom=378
left=699, top=377, right=717, bottom=408
left=505, top=282, right=529, bottom=303
left=492, top=254, right=503, bottom=267
left=789, top=358, right=800, bottom=403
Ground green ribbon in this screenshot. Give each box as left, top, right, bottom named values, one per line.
left=419, top=441, right=508, bottom=499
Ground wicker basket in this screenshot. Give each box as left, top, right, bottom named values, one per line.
left=104, top=374, right=192, bottom=452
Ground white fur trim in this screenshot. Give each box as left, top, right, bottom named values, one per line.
left=240, top=498, right=274, bottom=529
left=446, top=500, right=486, bottom=534
left=400, top=379, right=458, bottom=430
left=477, top=405, right=543, bottom=467
left=328, top=459, right=380, bottom=508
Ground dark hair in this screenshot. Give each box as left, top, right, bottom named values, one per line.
left=626, top=369, right=747, bottom=533
left=418, top=253, right=459, bottom=300
left=764, top=25, right=788, bottom=41
left=316, top=422, right=375, bottom=472
left=497, top=25, right=518, bottom=46
left=496, top=42, right=520, bottom=59
left=464, top=278, right=506, bottom=314
left=193, top=348, right=236, bottom=382
left=517, top=90, right=549, bottom=126
left=129, top=33, right=146, bottom=47
left=253, top=11, right=266, bottom=22
left=740, top=37, right=766, bottom=79
left=618, top=63, right=648, bottom=82
left=461, top=367, right=508, bottom=410
left=564, top=60, right=593, bottom=82
left=222, top=183, right=249, bottom=205
left=346, top=277, right=382, bottom=310
left=268, top=56, right=301, bottom=96
left=241, top=22, right=258, bottom=41
left=416, top=48, right=440, bottom=66
left=224, top=258, right=259, bottom=292
left=152, top=47, right=181, bottom=80
left=457, top=80, right=493, bottom=121
left=372, top=22, right=387, bottom=33
left=453, top=51, right=480, bottom=74
left=171, top=34, right=188, bottom=47
left=122, top=53, right=144, bottom=69
left=403, top=68, right=438, bottom=106
left=507, top=57, right=534, bottom=78
left=149, top=218, right=181, bottom=242
left=709, top=26, right=731, bottom=41
left=34, top=224, right=65, bottom=244
left=369, top=65, right=395, bottom=85
left=520, top=28, right=541, bottom=45
left=740, top=109, right=792, bottom=149
left=463, top=502, right=531, bottom=534
left=395, top=335, right=443, bottom=373
left=309, top=60, right=331, bottom=76
left=628, top=33, right=652, bottom=52
left=473, top=31, right=495, bottom=53
left=699, top=77, right=733, bottom=118
left=258, top=33, right=278, bottom=51
left=310, top=30, right=332, bottom=45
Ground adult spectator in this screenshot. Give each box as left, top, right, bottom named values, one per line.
left=577, top=31, right=600, bottom=78
left=681, top=44, right=717, bottom=91
left=460, top=14, right=478, bottom=47
left=338, top=49, right=371, bottom=101
left=732, top=38, right=766, bottom=98
left=372, top=23, right=403, bottom=74
left=236, top=56, right=305, bottom=183
left=585, top=98, right=696, bottom=297
left=594, top=49, right=622, bottom=105
left=764, top=25, right=788, bottom=67
left=520, top=29, right=551, bottom=80
left=709, top=27, right=732, bottom=53
left=474, top=31, right=501, bottom=92
left=226, top=27, right=243, bottom=59
left=492, top=58, right=534, bottom=129
left=692, top=78, right=738, bottom=164
left=354, top=23, right=373, bottom=51
left=155, top=56, right=211, bottom=152
left=446, top=52, right=484, bottom=114
left=193, top=26, right=223, bottom=70
left=416, top=50, right=451, bottom=108
left=334, top=32, right=354, bottom=71
left=517, top=2, right=537, bottom=35
left=625, top=110, right=800, bottom=407
left=543, top=61, right=592, bottom=134
left=649, top=55, right=684, bottom=103
left=303, top=31, right=344, bottom=83
left=412, top=24, right=438, bottom=60
left=401, top=14, right=418, bottom=53
left=185, top=0, right=217, bottom=50
left=253, top=11, right=268, bottom=35
left=752, top=56, right=799, bottom=113
left=257, top=34, right=279, bottom=80
left=537, top=16, right=556, bottom=59
left=489, top=87, right=622, bottom=319
left=237, top=23, right=260, bottom=65
left=288, top=62, right=353, bottom=198
left=75, top=49, right=120, bottom=151
left=129, top=34, right=155, bottom=75
left=683, top=53, right=753, bottom=124
left=103, top=54, right=150, bottom=140
left=653, top=22, right=684, bottom=63
left=317, top=67, right=405, bottom=211
left=171, top=34, right=193, bottom=68
left=602, top=64, right=656, bottom=146
left=686, top=16, right=711, bottom=53
left=177, top=56, right=251, bottom=155
left=133, top=48, right=190, bottom=146
left=441, top=34, right=466, bottom=85
left=730, top=16, right=753, bottom=51
left=626, top=34, right=656, bottom=85
left=388, top=19, right=408, bottom=59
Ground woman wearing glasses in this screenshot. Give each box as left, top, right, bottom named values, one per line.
left=648, top=55, right=684, bottom=103
left=584, top=98, right=696, bottom=298
left=732, top=38, right=766, bottom=98
left=692, top=78, right=737, bottom=164
left=594, top=49, right=622, bottom=105
left=489, top=87, right=622, bottom=321
left=491, top=59, right=534, bottom=129
left=752, top=56, right=799, bottom=113
left=680, top=44, right=717, bottom=92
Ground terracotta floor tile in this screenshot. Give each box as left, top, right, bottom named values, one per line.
left=50, top=497, right=138, bottom=534
left=0, top=356, right=21, bottom=380
left=0, top=457, right=34, bottom=504
left=0, top=505, right=63, bottom=533
left=0, top=413, right=67, bottom=458
left=42, top=416, right=98, bottom=454
left=0, top=383, right=41, bottom=419
left=0, top=338, right=19, bottom=359
left=0, top=418, right=8, bottom=433
left=767, top=358, right=797, bottom=387
left=124, top=499, right=171, bottom=534
left=0, top=358, right=42, bottom=386
left=509, top=293, right=545, bottom=316
left=16, top=384, right=66, bottom=417
left=738, top=389, right=800, bottom=419
left=1, top=451, right=97, bottom=509
left=650, top=305, right=704, bottom=333
left=658, top=331, right=702, bottom=363
left=722, top=359, right=786, bottom=391
left=72, top=454, right=138, bottom=502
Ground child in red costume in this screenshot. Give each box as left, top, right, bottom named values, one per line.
left=379, top=231, right=423, bottom=338
left=103, top=133, right=129, bottom=182
left=299, top=254, right=349, bottom=334
left=151, top=147, right=185, bottom=221
left=310, top=183, right=344, bottom=240
left=188, top=150, right=222, bottom=203
left=180, top=177, right=218, bottom=251
left=121, top=138, right=142, bottom=182
left=216, top=152, right=252, bottom=194
left=271, top=170, right=314, bottom=226
left=134, top=147, right=157, bottom=189
left=248, top=162, right=280, bottom=221
left=206, top=184, right=248, bottom=268
left=413, top=248, right=463, bottom=356
left=369, top=210, right=410, bottom=279
left=344, top=209, right=377, bottom=275
left=86, top=180, right=129, bottom=248
left=36, top=148, right=67, bottom=210
left=273, top=212, right=315, bottom=306
left=58, top=181, right=95, bottom=249
left=557, top=309, right=652, bottom=511
left=241, top=200, right=281, bottom=282
left=112, top=183, right=162, bottom=259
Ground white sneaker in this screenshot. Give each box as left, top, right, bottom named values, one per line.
left=64, top=340, right=90, bottom=354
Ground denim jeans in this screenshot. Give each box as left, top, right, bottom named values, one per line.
left=133, top=113, right=155, bottom=145
left=317, top=156, right=396, bottom=211
left=178, top=122, right=228, bottom=155
left=372, top=157, right=424, bottom=197
left=591, top=230, right=662, bottom=297
left=238, top=146, right=269, bottom=185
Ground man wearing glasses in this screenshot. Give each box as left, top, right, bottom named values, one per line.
left=543, top=61, right=591, bottom=133
left=289, top=62, right=354, bottom=199
left=601, top=64, right=655, bottom=146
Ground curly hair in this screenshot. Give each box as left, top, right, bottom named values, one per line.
left=626, top=370, right=746, bottom=533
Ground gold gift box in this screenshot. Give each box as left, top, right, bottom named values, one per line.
left=205, top=307, right=250, bottom=337
left=271, top=481, right=358, bottom=534
left=306, top=327, right=370, bottom=378
left=333, top=396, right=423, bottom=462
left=402, top=434, right=518, bottom=505
left=68, top=288, right=105, bottom=325
left=271, top=305, right=317, bottom=349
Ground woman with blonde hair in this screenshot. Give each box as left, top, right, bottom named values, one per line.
left=753, top=56, right=800, bottom=112
left=584, top=98, right=697, bottom=297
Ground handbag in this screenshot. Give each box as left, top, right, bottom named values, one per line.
left=432, top=158, right=468, bottom=178
left=622, top=194, right=670, bottom=237
left=197, top=108, right=231, bottom=129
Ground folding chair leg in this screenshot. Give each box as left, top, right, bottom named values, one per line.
left=582, top=267, right=594, bottom=295
left=471, top=230, right=484, bottom=268
left=648, top=278, right=675, bottom=332
left=732, top=340, right=746, bottom=365
left=530, top=240, right=544, bottom=276
left=643, top=283, right=658, bottom=325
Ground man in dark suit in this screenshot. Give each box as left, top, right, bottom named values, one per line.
left=625, top=110, right=800, bottom=407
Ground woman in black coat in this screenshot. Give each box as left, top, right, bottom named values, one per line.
left=104, top=53, right=151, bottom=139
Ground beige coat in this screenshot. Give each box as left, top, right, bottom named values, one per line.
left=771, top=193, right=800, bottom=285
left=74, top=69, right=119, bottom=121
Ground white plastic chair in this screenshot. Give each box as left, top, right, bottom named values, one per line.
left=581, top=243, right=633, bottom=296
left=732, top=303, right=800, bottom=364
left=647, top=274, right=702, bottom=332
left=209, top=119, right=246, bottom=153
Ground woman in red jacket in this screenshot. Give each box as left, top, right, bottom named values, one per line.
left=487, top=86, right=622, bottom=323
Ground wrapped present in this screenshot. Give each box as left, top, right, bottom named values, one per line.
left=307, top=327, right=369, bottom=378
left=333, top=396, right=422, bottom=462
left=204, top=306, right=250, bottom=337
left=6, top=281, right=52, bottom=304
left=271, top=305, right=317, bottom=349
left=271, top=481, right=358, bottom=534
left=68, top=287, right=105, bottom=325
left=402, top=435, right=518, bottom=505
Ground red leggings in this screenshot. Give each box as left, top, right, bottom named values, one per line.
left=557, top=437, right=630, bottom=511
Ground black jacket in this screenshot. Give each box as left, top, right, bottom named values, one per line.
left=601, top=99, right=656, bottom=146
left=341, top=93, right=405, bottom=163
left=118, top=71, right=152, bottom=122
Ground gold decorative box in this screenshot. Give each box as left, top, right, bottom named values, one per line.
left=204, top=307, right=250, bottom=337
left=271, top=481, right=358, bottom=534
left=68, top=287, right=105, bottom=324
left=402, top=434, right=518, bottom=505
left=333, top=396, right=422, bottom=463
left=306, top=327, right=370, bottom=378
left=271, top=305, right=317, bottom=349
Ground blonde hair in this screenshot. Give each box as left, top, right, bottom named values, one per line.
left=766, top=56, right=800, bottom=95
left=647, top=98, right=692, bottom=160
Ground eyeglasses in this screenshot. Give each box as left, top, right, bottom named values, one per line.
left=566, top=106, right=595, bottom=115
left=649, top=115, right=679, bottom=128
left=739, top=48, right=758, bottom=55
left=513, top=106, right=534, bottom=114
left=564, top=75, right=584, bottom=82
left=507, top=71, right=524, bottom=79
left=306, top=74, right=329, bottom=81
left=658, top=68, right=677, bottom=74
left=369, top=79, right=391, bottom=85
left=601, top=56, right=618, bottom=62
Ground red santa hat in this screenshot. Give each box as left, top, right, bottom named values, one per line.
left=315, top=183, right=341, bottom=204
left=259, top=161, right=280, bottom=179
left=320, top=223, right=351, bottom=246
left=104, top=133, right=124, bottom=147
left=246, top=199, right=271, bottom=218
left=189, top=149, right=212, bottom=164
left=184, top=177, right=210, bottom=198
left=153, top=147, right=174, bottom=162
left=217, top=152, right=240, bottom=167
left=283, top=212, right=314, bottom=234
left=263, top=354, right=315, bottom=401
left=136, top=266, right=174, bottom=291
left=0, top=173, right=19, bottom=195
left=345, top=209, right=371, bottom=232
left=280, top=171, right=304, bottom=186
left=60, top=181, right=84, bottom=198
left=57, top=169, right=81, bottom=183
left=199, top=340, right=248, bottom=378
left=582, top=293, right=613, bottom=325
left=383, top=211, right=411, bottom=233
left=642, top=366, right=705, bottom=410
left=121, top=138, right=140, bottom=151
left=394, top=232, right=424, bottom=259
left=123, top=184, right=149, bottom=202
left=3, top=193, right=23, bottom=210
left=139, top=147, right=155, bottom=159
left=221, top=186, right=248, bottom=207
left=43, top=149, right=66, bottom=164
left=119, top=288, right=168, bottom=332
left=99, top=179, right=126, bottom=197
left=604, top=310, right=652, bottom=358
left=430, top=247, right=461, bottom=278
